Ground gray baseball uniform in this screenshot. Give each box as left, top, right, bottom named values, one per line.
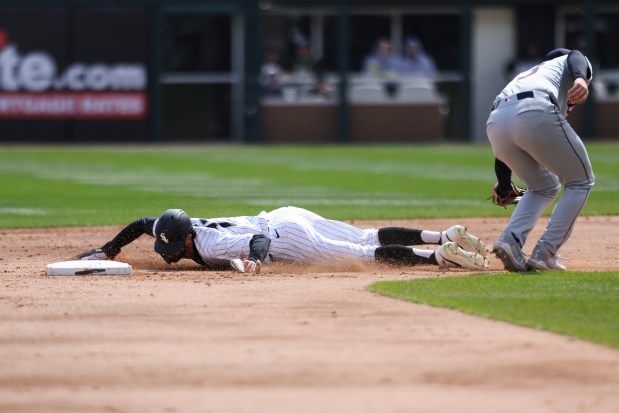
left=486, top=51, right=595, bottom=259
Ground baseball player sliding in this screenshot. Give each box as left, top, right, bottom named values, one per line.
left=77, top=206, right=490, bottom=272
left=487, top=48, right=595, bottom=272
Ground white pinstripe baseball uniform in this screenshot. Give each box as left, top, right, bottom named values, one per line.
left=192, top=206, right=379, bottom=267
left=76, top=206, right=490, bottom=271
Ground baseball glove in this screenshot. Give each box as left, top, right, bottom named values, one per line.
left=489, top=182, right=527, bottom=208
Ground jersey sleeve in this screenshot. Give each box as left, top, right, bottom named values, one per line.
left=193, top=227, right=254, bottom=261
left=566, top=50, right=590, bottom=82
left=494, top=158, right=514, bottom=195
left=247, top=234, right=271, bottom=262
left=101, top=217, right=157, bottom=257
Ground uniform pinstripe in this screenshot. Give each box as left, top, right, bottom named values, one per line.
left=192, top=206, right=379, bottom=264
left=77, top=207, right=490, bottom=270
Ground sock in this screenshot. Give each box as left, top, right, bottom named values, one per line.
left=420, top=230, right=441, bottom=244
left=377, top=227, right=423, bottom=246
left=375, top=245, right=434, bottom=266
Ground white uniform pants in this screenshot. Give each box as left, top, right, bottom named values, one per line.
left=264, top=207, right=378, bottom=262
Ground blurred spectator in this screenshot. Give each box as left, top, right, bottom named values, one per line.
left=398, top=36, right=437, bottom=77
left=504, top=41, right=543, bottom=80
left=261, top=64, right=283, bottom=97
left=260, top=46, right=284, bottom=97
left=363, top=37, right=400, bottom=78
left=291, top=37, right=333, bottom=100
left=291, top=38, right=317, bottom=77
left=305, top=60, right=333, bottom=100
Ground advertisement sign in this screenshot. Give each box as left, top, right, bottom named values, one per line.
left=0, top=8, right=149, bottom=140
left=0, top=29, right=147, bottom=119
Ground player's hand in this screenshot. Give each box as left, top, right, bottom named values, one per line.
left=488, top=182, right=527, bottom=208
left=230, top=258, right=262, bottom=273
left=75, top=248, right=115, bottom=261
left=567, top=78, right=589, bottom=105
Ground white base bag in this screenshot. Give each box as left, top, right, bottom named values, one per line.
left=46, top=260, right=132, bottom=276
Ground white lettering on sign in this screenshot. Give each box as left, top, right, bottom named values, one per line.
left=0, top=92, right=147, bottom=118
left=0, top=44, right=147, bottom=92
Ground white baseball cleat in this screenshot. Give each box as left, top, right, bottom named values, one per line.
left=442, top=225, right=488, bottom=257
left=436, top=242, right=490, bottom=270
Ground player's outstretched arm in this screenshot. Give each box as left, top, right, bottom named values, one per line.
left=76, top=217, right=157, bottom=260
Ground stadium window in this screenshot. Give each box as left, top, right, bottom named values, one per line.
left=163, top=14, right=231, bottom=72
left=562, top=10, right=619, bottom=68
left=559, top=6, right=619, bottom=98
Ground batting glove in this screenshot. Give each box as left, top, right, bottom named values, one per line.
left=76, top=248, right=113, bottom=260
left=230, top=258, right=262, bottom=274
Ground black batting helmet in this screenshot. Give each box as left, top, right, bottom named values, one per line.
left=154, top=209, right=192, bottom=262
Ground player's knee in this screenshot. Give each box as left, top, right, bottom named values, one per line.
left=564, top=176, right=595, bottom=191
left=531, top=183, right=560, bottom=199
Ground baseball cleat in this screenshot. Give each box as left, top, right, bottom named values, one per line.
left=442, top=225, right=488, bottom=257
left=436, top=242, right=490, bottom=270
left=492, top=240, right=528, bottom=272
left=527, top=248, right=566, bottom=271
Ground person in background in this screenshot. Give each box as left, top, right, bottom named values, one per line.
left=363, top=37, right=400, bottom=78
left=286, top=36, right=333, bottom=100
left=291, top=38, right=317, bottom=76
left=260, top=46, right=284, bottom=97
left=504, top=41, right=543, bottom=81
left=398, top=36, right=437, bottom=77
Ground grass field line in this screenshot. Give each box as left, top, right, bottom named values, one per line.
left=0, top=207, right=47, bottom=215
left=0, top=158, right=488, bottom=205
left=0, top=150, right=491, bottom=181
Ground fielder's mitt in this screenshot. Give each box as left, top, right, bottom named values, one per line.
left=489, top=182, right=527, bottom=208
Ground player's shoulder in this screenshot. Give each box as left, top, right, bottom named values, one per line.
left=190, top=217, right=207, bottom=227
left=192, top=225, right=223, bottom=240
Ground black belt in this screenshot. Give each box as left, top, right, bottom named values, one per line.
left=491, top=91, right=535, bottom=111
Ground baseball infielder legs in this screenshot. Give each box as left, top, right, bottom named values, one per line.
left=487, top=97, right=594, bottom=260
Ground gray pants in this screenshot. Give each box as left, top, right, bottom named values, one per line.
left=486, top=92, right=595, bottom=255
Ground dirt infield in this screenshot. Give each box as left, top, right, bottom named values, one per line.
left=2, top=216, right=619, bottom=413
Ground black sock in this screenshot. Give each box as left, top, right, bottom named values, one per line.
left=377, top=227, right=424, bottom=246
left=375, top=245, right=435, bottom=266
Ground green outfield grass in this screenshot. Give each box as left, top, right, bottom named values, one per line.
left=369, top=271, right=619, bottom=349
left=1, top=142, right=618, bottom=228
left=2, top=143, right=618, bottom=349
